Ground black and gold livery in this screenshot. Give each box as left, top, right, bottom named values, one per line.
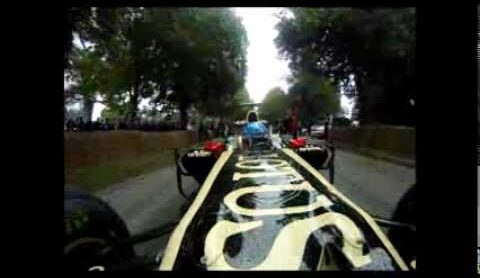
left=160, top=140, right=410, bottom=271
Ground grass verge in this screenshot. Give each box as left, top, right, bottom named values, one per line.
left=65, top=150, right=175, bottom=193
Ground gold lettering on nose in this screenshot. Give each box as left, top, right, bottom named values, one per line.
left=202, top=152, right=372, bottom=270
left=224, top=182, right=332, bottom=216
left=204, top=212, right=371, bottom=270
left=238, top=154, right=279, bottom=161
left=232, top=166, right=304, bottom=182
left=235, top=159, right=289, bottom=170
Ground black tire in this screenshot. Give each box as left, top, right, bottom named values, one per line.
left=64, top=186, right=135, bottom=271
left=388, top=185, right=416, bottom=267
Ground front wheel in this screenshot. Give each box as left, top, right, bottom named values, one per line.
left=64, top=187, right=135, bottom=271
left=388, top=185, right=416, bottom=268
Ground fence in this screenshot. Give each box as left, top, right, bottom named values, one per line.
left=65, top=130, right=195, bottom=170
left=331, top=125, right=415, bottom=159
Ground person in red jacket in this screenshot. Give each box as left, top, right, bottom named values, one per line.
left=287, top=107, right=299, bottom=138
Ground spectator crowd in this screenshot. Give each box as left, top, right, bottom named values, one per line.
left=64, top=117, right=181, bottom=132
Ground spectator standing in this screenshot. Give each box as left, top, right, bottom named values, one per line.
left=287, top=107, right=299, bottom=138
left=66, top=119, right=75, bottom=131
left=217, top=119, right=226, bottom=138
left=76, top=117, right=85, bottom=131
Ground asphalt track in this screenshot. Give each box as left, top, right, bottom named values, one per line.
left=97, top=148, right=415, bottom=260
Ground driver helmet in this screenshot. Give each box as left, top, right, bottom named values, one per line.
left=243, top=111, right=268, bottom=139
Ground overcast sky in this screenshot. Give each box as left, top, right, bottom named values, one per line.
left=233, top=8, right=352, bottom=116
left=232, top=8, right=291, bottom=103
left=84, top=8, right=352, bottom=120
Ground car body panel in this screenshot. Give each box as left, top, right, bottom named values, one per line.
left=160, top=136, right=409, bottom=271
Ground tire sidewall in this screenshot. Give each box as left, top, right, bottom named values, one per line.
left=64, top=187, right=134, bottom=270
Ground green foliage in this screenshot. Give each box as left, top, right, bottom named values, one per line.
left=100, top=103, right=127, bottom=122
left=275, top=8, right=415, bottom=125
left=66, top=150, right=174, bottom=192
left=219, top=86, right=253, bottom=120
left=289, top=72, right=340, bottom=127
left=259, top=87, right=290, bottom=123
left=67, top=8, right=248, bottom=127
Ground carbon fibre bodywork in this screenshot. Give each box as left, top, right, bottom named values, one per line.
left=162, top=136, right=410, bottom=271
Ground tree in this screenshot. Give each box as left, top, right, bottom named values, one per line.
left=275, top=8, right=415, bottom=125
left=66, top=39, right=135, bottom=121
left=66, top=8, right=143, bottom=122
left=67, top=48, right=108, bottom=121
left=288, top=72, right=340, bottom=132
left=228, top=86, right=253, bottom=121
left=143, top=8, right=248, bottom=128
left=259, top=87, right=290, bottom=123
left=66, top=8, right=248, bottom=128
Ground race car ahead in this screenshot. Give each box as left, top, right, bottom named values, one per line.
left=64, top=111, right=416, bottom=271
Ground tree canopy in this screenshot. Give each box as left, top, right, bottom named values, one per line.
left=259, top=87, right=290, bottom=123
left=225, top=86, right=253, bottom=121
left=275, top=8, right=415, bottom=125
left=288, top=72, right=340, bottom=128
left=66, top=8, right=248, bottom=127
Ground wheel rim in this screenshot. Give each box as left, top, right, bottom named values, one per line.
left=64, top=237, right=122, bottom=270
